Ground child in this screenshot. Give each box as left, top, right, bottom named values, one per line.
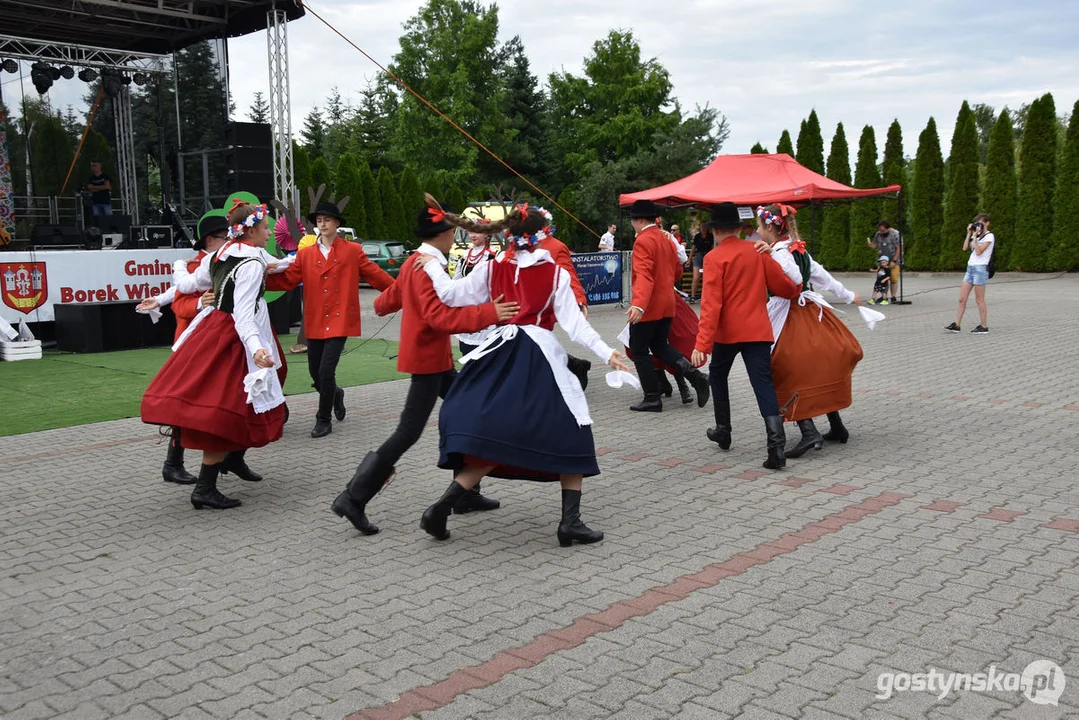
left=869, top=255, right=890, bottom=305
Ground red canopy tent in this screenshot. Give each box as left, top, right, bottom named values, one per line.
left=619, top=153, right=900, bottom=207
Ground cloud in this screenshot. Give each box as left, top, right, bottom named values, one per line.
left=13, top=0, right=1079, bottom=180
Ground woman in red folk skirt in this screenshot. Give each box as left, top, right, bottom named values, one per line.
left=755, top=204, right=863, bottom=459
left=141, top=201, right=288, bottom=509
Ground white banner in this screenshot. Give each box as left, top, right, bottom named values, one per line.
left=0, top=248, right=194, bottom=323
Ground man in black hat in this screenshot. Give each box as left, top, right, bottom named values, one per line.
left=330, top=196, right=519, bottom=535
left=624, top=199, right=710, bottom=412
left=691, top=203, right=801, bottom=469
left=266, top=201, right=395, bottom=438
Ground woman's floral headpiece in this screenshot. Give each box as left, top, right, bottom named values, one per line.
left=506, top=204, right=555, bottom=251
left=227, top=202, right=269, bottom=240
left=756, top=204, right=797, bottom=234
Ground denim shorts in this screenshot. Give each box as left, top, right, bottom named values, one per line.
left=964, top=264, right=989, bottom=286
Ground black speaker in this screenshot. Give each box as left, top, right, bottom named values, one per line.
left=228, top=146, right=273, bottom=174
left=226, top=121, right=272, bottom=147
left=89, top=213, right=132, bottom=240
left=31, top=224, right=85, bottom=248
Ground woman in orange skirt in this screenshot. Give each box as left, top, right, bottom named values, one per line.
left=755, top=205, right=862, bottom=459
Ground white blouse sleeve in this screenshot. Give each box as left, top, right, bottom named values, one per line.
left=230, top=259, right=266, bottom=357
left=809, top=257, right=856, bottom=303
left=174, top=253, right=213, bottom=294
left=154, top=285, right=177, bottom=307
left=552, top=268, right=614, bottom=363
left=769, top=247, right=804, bottom=285
left=424, top=259, right=491, bottom=307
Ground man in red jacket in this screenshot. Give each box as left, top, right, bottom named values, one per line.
left=625, top=199, right=709, bottom=412
left=266, top=201, right=395, bottom=438
left=331, top=198, right=520, bottom=536
left=691, top=203, right=801, bottom=469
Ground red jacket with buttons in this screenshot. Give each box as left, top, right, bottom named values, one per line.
left=630, top=225, right=682, bottom=321
left=171, top=251, right=207, bottom=341
left=694, top=236, right=802, bottom=352
left=373, top=254, right=500, bottom=375
left=537, top=235, right=587, bottom=306
left=266, top=238, right=394, bottom=339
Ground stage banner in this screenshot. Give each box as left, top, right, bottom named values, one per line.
left=571, top=251, right=623, bottom=305
left=0, top=105, right=14, bottom=247
left=0, top=248, right=193, bottom=323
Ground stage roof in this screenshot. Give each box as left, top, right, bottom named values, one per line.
left=0, top=0, right=305, bottom=55
left=620, top=153, right=901, bottom=208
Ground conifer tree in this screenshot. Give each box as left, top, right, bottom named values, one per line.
left=750, top=142, right=768, bottom=154
left=1014, top=93, right=1058, bottom=271
left=982, top=109, right=1017, bottom=269
left=907, top=118, right=945, bottom=270
left=940, top=102, right=981, bottom=270
left=333, top=153, right=366, bottom=235
left=880, top=120, right=905, bottom=228
left=1049, top=100, right=1079, bottom=270
left=310, top=156, right=332, bottom=195
left=847, top=126, right=883, bottom=270
left=776, top=130, right=794, bottom=156
left=397, top=166, right=423, bottom=227
left=358, top=160, right=384, bottom=239
left=795, top=110, right=825, bottom=175
left=818, top=123, right=851, bottom=269
left=378, top=166, right=407, bottom=244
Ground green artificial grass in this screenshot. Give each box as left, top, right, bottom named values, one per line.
left=0, top=334, right=406, bottom=437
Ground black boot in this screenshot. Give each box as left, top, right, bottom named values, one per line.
left=557, top=489, right=603, bottom=547
left=190, top=464, right=242, bottom=509
left=657, top=371, right=673, bottom=397
left=219, top=450, right=262, bottom=482
left=333, top=387, right=346, bottom=421
left=162, top=427, right=196, bottom=484
left=311, top=416, right=333, bottom=438
left=675, top=374, right=693, bottom=405
left=822, top=411, right=849, bottom=443
left=420, top=481, right=469, bottom=540
left=453, top=480, right=501, bottom=514
left=630, top=393, right=663, bottom=412
left=567, top=355, right=591, bottom=391
left=786, top=418, right=824, bottom=459
left=331, top=451, right=393, bottom=535
left=675, top=357, right=710, bottom=408
left=706, top=397, right=732, bottom=449
left=763, top=416, right=787, bottom=470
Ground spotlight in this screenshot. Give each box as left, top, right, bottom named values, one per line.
left=59, top=65, right=74, bottom=80
left=77, top=67, right=98, bottom=83
left=132, top=72, right=147, bottom=86
left=122, top=74, right=131, bottom=85
left=1, top=59, right=17, bottom=74
left=30, top=62, right=54, bottom=94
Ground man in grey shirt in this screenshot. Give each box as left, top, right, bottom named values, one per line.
left=867, top=220, right=902, bottom=302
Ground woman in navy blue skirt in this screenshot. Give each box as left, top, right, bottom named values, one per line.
left=414, top=204, right=630, bottom=546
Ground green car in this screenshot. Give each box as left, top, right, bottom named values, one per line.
left=360, top=240, right=409, bottom=282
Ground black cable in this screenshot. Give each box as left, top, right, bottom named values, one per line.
left=892, top=271, right=1069, bottom=300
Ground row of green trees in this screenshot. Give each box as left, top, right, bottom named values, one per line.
left=755, top=95, right=1078, bottom=272
left=283, top=0, right=727, bottom=250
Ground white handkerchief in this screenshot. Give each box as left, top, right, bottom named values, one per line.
left=17, top=318, right=35, bottom=341
left=0, top=315, right=17, bottom=341
left=137, top=307, right=163, bottom=324
left=616, top=323, right=630, bottom=348
left=858, top=305, right=886, bottom=330
left=605, top=370, right=641, bottom=390
left=244, top=366, right=275, bottom=409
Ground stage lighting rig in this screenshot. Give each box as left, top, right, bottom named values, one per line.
left=77, top=67, right=98, bottom=83
left=1, top=59, right=17, bottom=74
left=59, top=65, right=74, bottom=80
left=132, top=72, right=148, bottom=86
left=100, top=68, right=127, bottom=97
left=30, top=62, right=60, bottom=94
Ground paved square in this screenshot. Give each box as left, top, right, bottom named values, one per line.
left=2, top=271, right=1078, bottom=719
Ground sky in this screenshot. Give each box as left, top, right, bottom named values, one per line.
left=8, top=0, right=1079, bottom=169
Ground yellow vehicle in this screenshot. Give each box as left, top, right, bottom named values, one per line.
left=447, top=202, right=508, bottom=276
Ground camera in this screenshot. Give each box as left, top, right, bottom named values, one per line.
left=969, top=221, right=984, bottom=235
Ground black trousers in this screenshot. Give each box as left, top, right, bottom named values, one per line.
left=459, top=341, right=477, bottom=356
left=376, top=370, right=457, bottom=465
left=708, top=342, right=779, bottom=422
left=307, top=336, right=347, bottom=421
left=629, top=317, right=684, bottom=394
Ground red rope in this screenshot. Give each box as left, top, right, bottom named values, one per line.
left=299, top=1, right=600, bottom=240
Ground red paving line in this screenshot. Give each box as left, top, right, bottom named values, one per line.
left=345, top=490, right=911, bottom=720
left=3, top=433, right=163, bottom=463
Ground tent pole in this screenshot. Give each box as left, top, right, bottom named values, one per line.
left=895, top=191, right=910, bottom=304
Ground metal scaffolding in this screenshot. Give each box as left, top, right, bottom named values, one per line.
left=111, top=84, right=139, bottom=220
left=266, top=7, right=295, bottom=209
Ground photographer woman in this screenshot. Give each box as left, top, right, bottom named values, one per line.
left=944, top=214, right=994, bottom=335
